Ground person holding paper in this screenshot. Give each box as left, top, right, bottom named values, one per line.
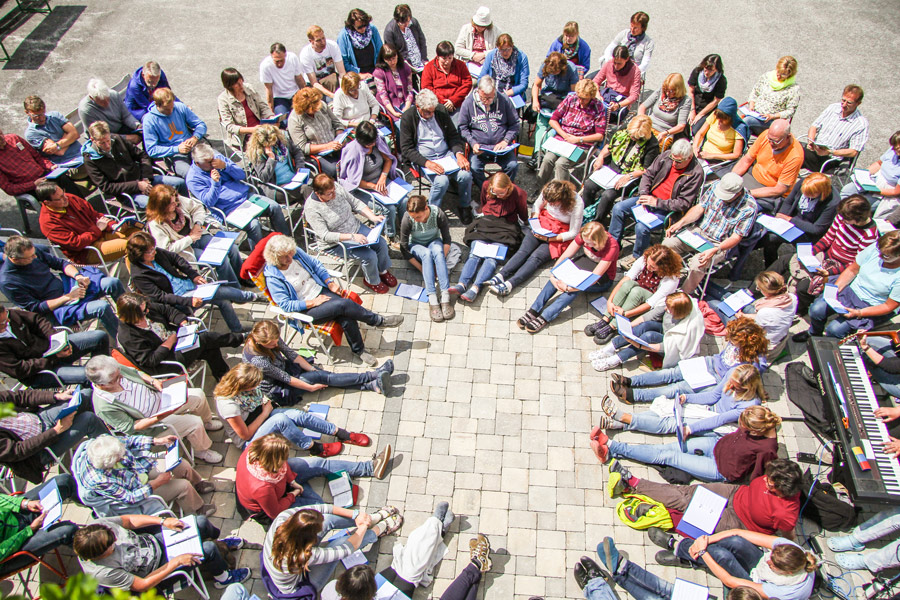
left=73, top=434, right=218, bottom=516
left=662, top=173, right=757, bottom=294
left=691, top=96, right=748, bottom=169
left=839, top=130, right=900, bottom=215
left=333, top=73, right=382, bottom=128
left=527, top=52, right=578, bottom=161
left=454, top=6, right=499, bottom=66
left=400, top=195, right=455, bottom=321
left=286, top=88, right=346, bottom=178
left=793, top=230, right=900, bottom=342
left=0, top=473, right=78, bottom=564
left=488, top=179, right=583, bottom=296
left=638, top=73, right=691, bottom=145
left=127, top=232, right=261, bottom=333
left=478, top=34, right=529, bottom=103
left=591, top=45, right=641, bottom=124
left=686, top=54, right=728, bottom=136
left=85, top=355, right=224, bottom=464
left=382, top=5, right=427, bottom=75
left=217, top=67, right=276, bottom=152
left=730, top=119, right=804, bottom=210
left=609, top=140, right=704, bottom=268
left=398, top=89, right=474, bottom=223
left=73, top=514, right=250, bottom=591
left=518, top=222, right=618, bottom=333
left=802, top=84, right=868, bottom=172
left=141, top=88, right=207, bottom=177
left=458, top=75, right=521, bottom=191
left=23, top=95, right=83, bottom=166
left=245, top=123, right=308, bottom=204
left=373, top=43, right=416, bottom=119
left=741, top=56, right=800, bottom=135
left=421, top=41, right=473, bottom=125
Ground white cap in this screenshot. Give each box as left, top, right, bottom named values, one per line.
left=714, top=172, right=745, bottom=201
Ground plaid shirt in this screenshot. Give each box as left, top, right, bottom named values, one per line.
left=0, top=134, right=54, bottom=196
left=73, top=435, right=156, bottom=506
left=551, top=93, right=607, bottom=147
left=697, top=186, right=758, bottom=243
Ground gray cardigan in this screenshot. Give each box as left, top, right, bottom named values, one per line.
left=302, top=186, right=366, bottom=246
left=287, top=105, right=343, bottom=155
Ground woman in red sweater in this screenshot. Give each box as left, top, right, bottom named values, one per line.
left=236, top=433, right=393, bottom=521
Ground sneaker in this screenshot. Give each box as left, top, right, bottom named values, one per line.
left=219, top=536, right=245, bottom=551
left=372, top=444, right=393, bottom=479
left=469, top=533, right=492, bottom=572
left=490, top=280, right=513, bottom=296
left=447, top=284, right=467, bottom=296
left=592, top=355, right=622, bottom=371
left=827, top=535, right=865, bottom=553
left=835, top=552, right=869, bottom=571
left=380, top=271, right=398, bottom=287
left=376, top=359, right=395, bottom=375
left=655, top=550, right=688, bottom=568
left=596, top=537, right=621, bottom=575
left=485, top=274, right=505, bottom=288
left=460, top=286, right=479, bottom=303
left=214, top=568, right=252, bottom=589
left=198, top=503, right=218, bottom=517
left=358, top=351, right=378, bottom=367
left=457, top=206, right=474, bottom=225
left=363, top=280, right=390, bottom=294
left=430, top=304, right=445, bottom=322
left=585, top=319, right=609, bottom=337
left=348, top=433, right=371, bottom=447
left=792, top=331, right=811, bottom=343
left=589, top=344, right=618, bottom=361
left=607, top=461, right=629, bottom=498
left=619, top=255, right=637, bottom=270
left=592, top=319, right=615, bottom=340
left=205, top=418, right=224, bottom=432
left=441, top=302, right=455, bottom=320
left=379, top=315, right=404, bottom=328
left=575, top=557, right=607, bottom=590
left=195, top=449, right=223, bottom=464
left=195, top=481, right=216, bottom=494
left=315, top=442, right=343, bottom=457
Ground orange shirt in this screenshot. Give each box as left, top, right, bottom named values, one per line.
left=749, top=133, right=803, bottom=188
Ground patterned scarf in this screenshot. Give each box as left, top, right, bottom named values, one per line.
left=608, top=130, right=648, bottom=173
left=247, top=459, right=290, bottom=484
left=561, top=37, right=579, bottom=61
left=348, top=26, right=374, bottom=50
left=657, top=92, right=681, bottom=113
left=167, top=206, right=186, bottom=232
left=634, top=264, right=662, bottom=292
left=697, top=70, right=721, bottom=93
left=491, top=47, right=518, bottom=89
left=625, top=31, right=645, bottom=55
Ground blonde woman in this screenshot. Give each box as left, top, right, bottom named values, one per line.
left=639, top=73, right=690, bottom=144
left=332, top=72, right=381, bottom=127
left=742, top=56, right=800, bottom=134
left=245, top=124, right=306, bottom=202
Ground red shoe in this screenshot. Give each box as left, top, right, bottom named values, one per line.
left=364, top=280, right=390, bottom=294
left=318, top=442, right=343, bottom=457
left=590, top=439, right=609, bottom=463
left=590, top=426, right=609, bottom=446
left=348, top=432, right=371, bottom=447
left=380, top=271, right=398, bottom=288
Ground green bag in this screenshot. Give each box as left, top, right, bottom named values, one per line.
left=615, top=493, right=674, bottom=530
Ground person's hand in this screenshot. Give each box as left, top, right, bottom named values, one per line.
left=609, top=102, right=620, bottom=112
left=211, top=169, right=222, bottom=183
left=311, top=294, right=332, bottom=307
left=191, top=296, right=204, bottom=308
left=355, top=512, right=373, bottom=528
left=164, top=332, right=178, bottom=348
left=52, top=413, right=75, bottom=434
left=472, top=52, right=486, bottom=64
left=531, top=100, right=540, bottom=113
left=424, top=160, right=444, bottom=175
left=876, top=407, right=900, bottom=423
left=137, top=179, right=153, bottom=194
left=177, top=141, right=190, bottom=154
left=807, top=141, right=816, bottom=151
left=636, top=195, right=657, bottom=208
left=29, top=512, right=47, bottom=532
left=75, top=274, right=90, bottom=289
left=609, top=305, right=624, bottom=316
left=471, top=143, right=482, bottom=155
left=261, top=399, right=275, bottom=417
left=550, top=276, right=567, bottom=293
left=561, top=133, right=578, bottom=144
left=57, top=344, right=73, bottom=358
left=885, top=437, right=900, bottom=459
left=747, top=101, right=756, bottom=112
left=359, top=72, right=373, bottom=81
left=679, top=394, right=687, bottom=405
left=289, top=480, right=304, bottom=492
left=189, top=224, right=204, bottom=242
left=54, top=391, right=73, bottom=402
left=858, top=334, right=870, bottom=352
left=696, top=248, right=718, bottom=268
left=327, top=280, right=342, bottom=294
left=152, top=471, right=174, bottom=487
left=265, top=147, right=276, bottom=160
left=375, top=174, right=388, bottom=194
left=153, top=434, right=178, bottom=446
left=456, top=153, right=470, bottom=171
left=24, top=500, right=42, bottom=513
left=688, top=110, right=697, bottom=125
left=614, top=175, right=632, bottom=190
left=443, top=99, right=455, bottom=111
left=162, top=518, right=186, bottom=531
left=96, top=217, right=112, bottom=231
left=869, top=165, right=879, bottom=176
left=688, top=535, right=709, bottom=558
left=665, top=224, right=680, bottom=238
left=353, top=233, right=369, bottom=245
left=494, top=140, right=509, bottom=152
left=682, top=425, right=692, bottom=439
left=41, top=139, right=58, bottom=153
left=193, top=276, right=207, bottom=285
left=371, top=214, right=385, bottom=223
left=150, top=378, right=164, bottom=392
left=66, top=286, right=87, bottom=301
left=775, top=213, right=792, bottom=221
left=210, top=158, right=226, bottom=170
left=696, top=150, right=708, bottom=160
left=591, top=157, right=604, bottom=172
left=172, top=554, right=202, bottom=568
left=845, top=308, right=862, bottom=319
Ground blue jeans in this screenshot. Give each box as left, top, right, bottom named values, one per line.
left=351, top=189, right=399, bottom=238
left=676, top=534, right=762, bottom=578
left=427, top=168, right=473, bottom=208
left=86, top=276, right=125, bottom=337
left=628, top=356, right=719, bottom=402
left=498, top=232, right=551, bottom=287
left=609, top=436, right=726, bottom=482
left=251, top=408, right=338, bottom=450
left=287, top=456, right=374, bottom=505
left=37, top=399, right=107, bottom=462
left=308, top=528, right=378, bottom=591
left=238, top=197, right=291, bottom=246
left=220, top=584, right=250, bottom=600
left=273, top=97, right=293, bottom=117
left=844, top=506, right=900, bottom=571
left=609, top=560, right=673, bottom=600
left=166, top=155, right=192, bottom=178
left=531, top=277, right=613, bottom=322
left=868, top=338, right=900, bottom=399
left=209, top=285, right=258, bottom=332
left=337, top=226, right=392, bottom=285
left=458, top=254, right=499, bottom=289
left=303, top=289, right=382, bottom=354
left=612, top=322, right=664, bottom=363
left=194, top=233, right=243, bottom=287
left=623, top=411, right=718, bottom=436
left=470, top=151, right=518, bottom=192
left=741, top=114, right=773, bottom=136
left=609, top=196, right=664, bottom=259
left=24, top=329, right=109, bottom=387
left=410, top=240, right=449, bottom=299
left=806, top=282, right=890, bottom=337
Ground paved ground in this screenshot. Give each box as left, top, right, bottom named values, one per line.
left=2, top=1, right=900, bottom=599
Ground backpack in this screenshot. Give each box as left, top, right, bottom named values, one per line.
left=615, top=493, right=674, bottom=530
left=800, top=469, right=859, bottom=532
left=784, top=363, right=833, bottom=437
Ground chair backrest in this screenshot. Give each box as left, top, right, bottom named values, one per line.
left=239, top=231, right=279, bottom=281
left=259, top=557, right=317, bottom=600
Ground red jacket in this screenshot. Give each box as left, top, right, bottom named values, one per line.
left=0, top=134, right=53, bottom=196
left=421, top=58, right=472, bottom=108
left=38, top=193, right=105, bottom=264
left=235, top=446, right=297, bottom=519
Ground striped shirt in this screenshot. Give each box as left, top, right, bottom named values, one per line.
left=93, top=377, right=161, bottom=417
left=811, top=103, right=869, bottom=152
left=813, top=213, right=877, bottom=270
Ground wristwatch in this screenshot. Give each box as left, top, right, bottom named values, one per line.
left=696, top=549, right=707, bottom=559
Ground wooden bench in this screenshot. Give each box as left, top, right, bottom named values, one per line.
left=0, top=0, right=51, bottom=62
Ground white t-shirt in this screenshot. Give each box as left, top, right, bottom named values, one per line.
left=283, top=260, right=322, bottom=301
left=299, top=41, right=342, bottom=80
left=259, top=52, right=307, bottom=99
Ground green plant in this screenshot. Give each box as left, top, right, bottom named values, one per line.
left=7, top=573, right=164, bottom=600
left=0, top=402, right=14, bottom=419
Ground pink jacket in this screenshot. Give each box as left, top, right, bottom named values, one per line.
left=592, top=61, right=642, bottom=107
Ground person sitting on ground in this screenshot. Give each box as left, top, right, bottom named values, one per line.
left=382, top=4, right=427, bottom=74
left=538, top=78, right=606, bottom=187
left=214, top=363, right=369, bottom=457
left=639, top=73, right=690, bottom=146
left=608, top=457, right=804, bottom=536
left=601, top=11, right=654, bottom=75
left=83, top=120, right=188, bottom=209
left=583, top=115, right=659, bottom=225
left=142, top=88, right=206, bottom=177
left=662, top=172, right=757, bottom=294
left=608, top=139, right=704, bottom=269
left=124, top=60, right=174, bottom=121
left=23, top=96, right=83, bottom=165
left=126, top=231, right=260, bottom=334
left=610, top=316, right=770, bottom=403
left=517, top=222, right=618, bottom=334
left=0, top=304, right=108, bottom=388
left=455, top=6, right=498, bottom=66
left=458, top=75, right=520, bottom=190
left=422, top=41, right=473, bottom=125
left=731, top=119, right=804, bottom=212
left=304, top=173, right=397, bottom=294
left=85, top=355, right=224, bottom=463
left=803, top=84, right=868, bottom=172
left=73, top=433, right=217, bottom=516
left=144, top=184, right=244, bottom=286
left=488, top=179, right=584, bottom=297
left=260, top=43, right=307, bottom=117
left=400, top=195, right=454, bottom=322
left=186, top=142, right=291, bottom=245
left=589, top=291, right=703, bottom=373
left=449, top=172, right=527, bottom=303
left=547, top=21, right=591, bottom=78
left=244, top=124, right=307, bottom=205
left=742, top=56, right=800, bottom=135
left=73, top=513, right=250, bottom=592
left=793, top=229, right=900, bottom=342
left=0, top=236, right=124, bottom=337
left=115, top=292, right=242, bottom=381
left=0, top=125, right=84, bottom=210
left=592, top=46, right=641, bottom=123
left=333, top=72, right=382, bottom=128
left=262, top=234, right=404, bottom=366
left=263, top=503, right=403, bottom=594
left=373, top=44, right=415, bottom=121
left=78, top=78, right=141, bottom=144
left=287, top=87, right=346, bottom=178
left=398, top=89, right=474, bottom=223
left=337, top=8, right=383, bottom=79
left=828, top=501, right=900, bottom=573
left=691, top=97, right=748, bottom=174
left=243, top=319, right=393, bottom=405
left=36, top=181, right=141, bottom=265
left=478, top=34, right=529, bottom=103
left=300, top=26, right=347, bottom=99
left=0, top=473, right=78, bottom=565
left=686, top=54, right=727, bottom=137
left=839, top=130, right=900, bottom=219
left=236, top=433, right=392, bottom=521
left=593, top=405, right=780, bottom=486
left=0, top=388, right=106, bottom=484
left=585, top=244, right=682, bottom=345
left=217, top=67, right=275, bottom=152
left=857, top=335, right=900, bottom=420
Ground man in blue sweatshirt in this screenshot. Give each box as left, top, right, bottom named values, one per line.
left=185, top=143, right=290, bottom=246
left=458, top=75, right=521, bottom=191
left=141, top=88, right=206, bottom=177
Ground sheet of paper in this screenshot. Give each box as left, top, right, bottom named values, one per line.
left=551, top=259, right=592, bottom=289
left=471, top=241, right=507, bottom=260
left=372, top=178, right=413, bottom=206
left=853, top=169, right=881, bottom=192
left=395, top=283, right=428, bottom=302
left=282, top=168, right=311, bottom=190
left=679, top=486, right=728, bottom=537
left=163, top=515, right=204, bottom=560
left=39, top=479, right=62, bottom=529
left=740, top=107, right=764, bottom=119
left=341, top=549, right=368, bottom=568
left=590, top=296, right=608, bottom=314
left=164, top=443, right=181, bottom=471
left=301, top=403, right=330, bottom=439
left=614, top=314, right=648, bottom=345
left=197, top=234, right=234, bottom=266
left=632, top=205, right=663, bottom=228
left=511, top=95, right=526, bottom=109
left=824, top=284, right=849, bottom=314
left=678, top=357, right=717, bottom=390
left=542, top=135, right=580, bottom=160
left=589, top=166, right=621, bottom=189
left=155, top=375, right=188, bottom=416
left=328, top=471, right=354, bottom=507
left=674, top=400, right=687, bottom=453
left=225, top=199, right=267, bottom=228
left=174, top=323, right=200, bottom=352
left=56, top=387, right=82, bottom=420
left=876, top=219, right=897, bottom=234
left=796, top=243, right=821, bottom=272
left=466, top=61, right=481, bottom=78
left=677, top=230, right=714, bottom=252
left=191, top=282, right=222, bottom=300
left=721, top=289, right=755, bottom=314
left=43, top=331, right=68, bottom=357
left=424, top=155, right=460, bottom=176
left=528, top=218, right=555, bottom=237
left=481, top=143, right=519, bottom=156
left=672, top=578, right=708, bottom=600
left=375, top=574, right=411, bottom=600
left=756, top=214, right=802, bottom=241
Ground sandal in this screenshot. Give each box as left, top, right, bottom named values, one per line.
left=378, top=512, right=403, bottom=537
left=524, top=315, right=548, bottom=334
left=370, top=505, right=400, bottom=526
left=517, top=309, right=539, bottom=330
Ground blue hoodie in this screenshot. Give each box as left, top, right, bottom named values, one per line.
left=124, top=65, right=175, bottom=121
left=141, top=102, right=207, bottom=159
left=185, top=153, right=249, bottom=215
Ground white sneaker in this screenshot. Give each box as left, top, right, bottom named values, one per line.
left=205, top=418, right=224, bottom=432
left=195, top=449, right=223, bottom=464
left=589, top=344, right=617, bottom=361
left=592, top=355, right=623, bottom=372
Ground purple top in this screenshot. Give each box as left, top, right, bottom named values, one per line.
left=338, top=137, right=401, bottom=192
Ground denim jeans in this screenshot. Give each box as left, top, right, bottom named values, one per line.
left=410, top=240, right=450, bottom=299
left=845, top=506, right=900, bottom=571
left=209, top=285, right=258, bottom=332
left=149, top=515, right=229, bottom=577
left=629, top=360, right=717, bottom=402
left=242, top=196, right=292, bottom=246
left=338, top=226, right=392, bottom=285
left=609, top=196, right=664, bottom=259
left=471, top=152, right=518, bottom=192
left=220, top=583, right=250, bottom=600
left=609, top=435, right=726, bottom=482
left=531, top=277, right=613, bottom=322
left=612, top=322, right=664, bottom=363
left=193, top=233, right=243, bottom=287
left=675, top=534, right=763, bottom=578
left=24, top=329, right=109, bottom=388
left=251, top=408, right=339, bottom=450
left=303, top=289, right=382, bottom=354
left=806, top=283, right=891, bottom=338
left=499, top=232, right=551, bottom=287
left=427, top=168, right=473, bottom=208
left=441, top=562, right=483, bottom=600
left=133, top=174, right=189, bottom=208
left=273, top=97, right=293, bottom=117
left=458, top=254, right=499, bottom=289
left=83, top=276, right=125, bottom=337
left=352, top=189, right=399, bottom=238
left=623, top=411, right=711, bottom=436
left=741, top=114, right=773, bottom=136
left=868, top=338, right=900, bottom=399
left=37, top=401, right=107, bottom=462
left=611, top=560, right=673, bottom=600
left=308, top=528, right=378, bottom=591
left=265, top=361, right=375, bottom=406
left=287, top=456, right=374, bottom=505
left=167, top=155, right=192, bottom=178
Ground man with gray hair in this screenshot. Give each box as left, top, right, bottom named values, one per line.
left=185, top=143, right=290, bottom=245
left=124, top=60, right=175, bottom=121
left=609, top=139, right=705, bottom=269
left=458, top=75, right=520, bottom=191
left=399, top=89, right=474, bottom=223
left=78, top=78, right=141, bottom=144
left=731, top=118, right=804, bottom=213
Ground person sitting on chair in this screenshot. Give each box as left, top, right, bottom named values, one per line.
left=259, top=43, right=307, bottom=118
left=373, top=43, right=415, bottom=121
left=686, top=54, right=728, bottom=137
left=332, top=72, right=382, bottom=128
left=478, top=34, right=529, bottom=105
left=691, top=97, right=749, bottom=177
left=336, top=9, right=383, bottom=79
left=802, top=84, right=868, bottom=172
left=382, top=4, right=427, bottom=74
left=600, top=11, right=654, bottom=75
left=217, top=67, right=275, bottom=153
left=546, top=21, right=590, bottom=77
left=23, top=96, right=82, bottom=166
left=741, top=56, right=800, bottom=135
left=0, top=473, right=79, bottom=565
left=421, top=41, right=473, bottom=125
left=124, top=60, right=174, bottom=121
left=78, top=78, right=141, bottom=144
left=839, top=131, right=900, bottom=219
left=592, top=45, right=641, bottom=125
left=731, top=119, right=804, bottom=213
left=638, top=73, right=690, bottom=145
left=244, top=124, right=307, bottom=205
left=299, top=26, right=347, bottom=100
left=454, top=6, right=499, bottom=66
left=458, top=75, right=521, bottom=191
left=141, top=88, right=207, bottom=178
left=286, top=87, right=346, bottom=178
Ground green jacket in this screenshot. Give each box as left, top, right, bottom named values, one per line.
left=92, top=366, right=166, bottom=436
left=0, top=494, right=32, bottom=561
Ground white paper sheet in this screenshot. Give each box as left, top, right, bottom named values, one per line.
left=632, top=205, right=663, bottom=227
left=678, top=357, right=717, bottom=390
left=38, top=479, right=62, bottom=529
left=756, top=214, right=794, bottom=235
left=423, top=155, right=460, bottom=175
left=196, top=235, right=234, bottom=266
left=471, top=241, right=506, bottom=260
left=154, top=376, right=188, bottom=416
left=680, top=486, right=728, bottom=536
left=672, top=578, right=709, bottom=600
left=824, top=284, right=849, bottom=314
left=174, top=324, right=200, bottom=352
left=225, top=199, right=267, bottom=228
left=191, top=282, right=223, bottom=300
left=677, top=230, right=713, bottom=252
left=722, top=289, right=755, bottom=313
left=282, top=169, right=311, bottom=191
left=796, top=243, right=821, bottom=271
left=614, top=314, right=649, bottom=345
left=528, top=218, right=555, bottom=237
left=853, top=169, right=881, bottom=192
left=589, top=166, right=621, bottom=189
left=551, top=259, right=592, bottom=289
left=876, top=219, right=897, bottom=234
left=163, top=515, right=204, bottom=560
left=542, top=136, right=580, bottom=159
left=164, top=443, right=181, bottom=471
left=372, top=179, right=413, bottom=205
left=328, top=471, right=354, bottom=507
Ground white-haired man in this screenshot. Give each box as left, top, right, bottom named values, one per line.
left=78, top=78, right=141, bottom=144
left=457, top=75, right=520, bottom=191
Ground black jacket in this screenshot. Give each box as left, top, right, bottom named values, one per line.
left=399, top=105, right=465, bottom=168
left=129, top=247, right=200, bottom=310
left=116, top=300, right=189, bottom=375
left=0, top=309, right=58, bottom=382
left=0, top=388, right=60, bottom=483
left=383, top=17, right=428, bottom=64
left=772, top=179, right=840, bottom=242
left=83, top=134, right=154, bottom=197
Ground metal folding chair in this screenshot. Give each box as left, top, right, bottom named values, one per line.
left=301, top=216, right=363, bottom=287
